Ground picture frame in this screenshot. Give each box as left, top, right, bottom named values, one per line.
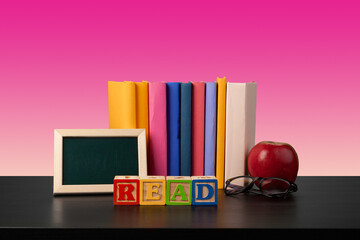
left=53, top=129, right=147, bottom=195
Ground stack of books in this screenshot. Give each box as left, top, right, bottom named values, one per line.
left=108, top=77, right=257, bottom=188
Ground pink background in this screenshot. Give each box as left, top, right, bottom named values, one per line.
left=1, top=0, right=359, bottom=176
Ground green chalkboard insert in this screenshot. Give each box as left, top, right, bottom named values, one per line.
left=63, top=137, right=138, bottom=185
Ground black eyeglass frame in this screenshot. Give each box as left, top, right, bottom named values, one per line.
left=225, top=176, right=298, bottom=198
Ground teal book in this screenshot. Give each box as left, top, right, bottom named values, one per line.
left=180, top=82, right=192, bottom=176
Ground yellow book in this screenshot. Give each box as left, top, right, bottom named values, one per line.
left=135, top=81, right=149, bottom=143
left=108, top=81, right=136, bottom=129
left=122, top=81, right=136, bottom=128
left=216, top=77, right=227, bottom=189
left=108, top=81, right=122, bottom=129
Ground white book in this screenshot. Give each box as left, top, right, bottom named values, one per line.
left=224, top=82, right=257, bottom=187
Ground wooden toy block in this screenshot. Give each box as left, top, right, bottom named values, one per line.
left=166, top=176, right=192, bottom=205
left=140, top=176, right=166, bottom=205
left=191, top=176, right=218, bottom=205
left=113, top=176, right=140, bottom=205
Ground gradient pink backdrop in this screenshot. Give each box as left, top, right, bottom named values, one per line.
left=1, top=0, right=359, bottom=176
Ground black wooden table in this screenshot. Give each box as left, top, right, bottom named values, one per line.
left=0, top=176, right=359, bottom=238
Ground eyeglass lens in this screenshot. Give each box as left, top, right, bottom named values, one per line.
left=227, top=177, right=292, bottom=196
left=260, top=178, right=291, bottom=195
left=229, top=176, right=254, bottom=188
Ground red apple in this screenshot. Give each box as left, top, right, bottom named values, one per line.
left=247, top=141, right=299, bottom=191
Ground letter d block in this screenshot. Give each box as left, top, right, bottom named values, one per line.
left=191, top=176, right=218, bottom=205
left=166, top=176, right=192, bottom=205
left=140, top=176, right=166, bottom=205
left=113, top=176, right=140, bottom=205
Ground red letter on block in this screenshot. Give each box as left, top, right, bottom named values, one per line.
left=113, top=176, right=140, bottom=205
left=117, top=184, right=135, bottom=201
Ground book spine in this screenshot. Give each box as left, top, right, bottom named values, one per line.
left=224, top=82, right=257, bottom=187
left=191, top=82, right=205, bottom=176
left=108, top=81, right=136, bottom=129
left=121, top=81, right=137, bottom=128
left=149, top=82, right=167, bottom=175
left=180, top=82, right=192, bottom=176
left=135, top=81, right=149, bottom=142
left=166, top=82, right=181, bottom=176
left=108, top=81, right=122, bottom=129
left=216, top=77, right=227, bottom=189
left=244, top=82, right=257, bottom=175
left=204, top=82, right=216, bottom=176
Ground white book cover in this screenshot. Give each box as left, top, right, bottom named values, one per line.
left=224, top=82, right=257, bottom=187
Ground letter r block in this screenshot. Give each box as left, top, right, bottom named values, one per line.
left=191, top=176, right=218, bottom=205
left=113, top=176, right=140, bottom=205
left=140, top=176, right=166, bottom=205
left=166, top=176, right=192, bottom=205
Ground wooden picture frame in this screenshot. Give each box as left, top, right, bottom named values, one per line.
left=53, top=129, right=147, bottom=195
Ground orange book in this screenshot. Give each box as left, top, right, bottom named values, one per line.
left=216, top=77, right=227, bottom=189
left=108, top=81, right=148, bottom=132
left=108, top=81, right=136, bottom=129
left=135, top=81, right=149, bottom=143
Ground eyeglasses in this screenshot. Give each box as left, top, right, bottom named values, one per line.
left=225, top=176, right=298, bottom=199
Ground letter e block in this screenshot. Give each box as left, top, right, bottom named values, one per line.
left=113, top=176, right=140, bottom=205
left=140, top=176, right=166, bottom=205
left=191, top=176, right=218, bottom=205
left=166, top=176, right=192, bottom=205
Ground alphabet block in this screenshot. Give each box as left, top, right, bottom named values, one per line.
left=140, top=176, right=166, bottom=205
left=113, top=176, right=140, bottom=205
left=191, top=176, right=218, bottom=205
left=166, top=176, right=192, bottom=205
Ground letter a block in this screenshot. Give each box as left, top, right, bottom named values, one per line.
left=140, top=176, right=166, bottom=205
left=166, top=176, right=192, bottom=205
left=191, top=176, right=218, bottom=205
left=113, top=176, right=140, bottom=205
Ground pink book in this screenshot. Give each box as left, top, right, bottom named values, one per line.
left=191, top=82, right=205, bottom=175
left=148, top=82, right=167, bottom=175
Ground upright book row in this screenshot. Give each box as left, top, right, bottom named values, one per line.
left=108, top=77, right=257, bottom=188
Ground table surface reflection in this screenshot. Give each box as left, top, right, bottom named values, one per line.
left=1, top=176, right=359, bottom=230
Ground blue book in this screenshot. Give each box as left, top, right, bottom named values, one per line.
left=204, top=82, right=216, bottom=175
left=166, top=82, right=181, bottom=176
left=180, top=82, right=192, bottom=176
